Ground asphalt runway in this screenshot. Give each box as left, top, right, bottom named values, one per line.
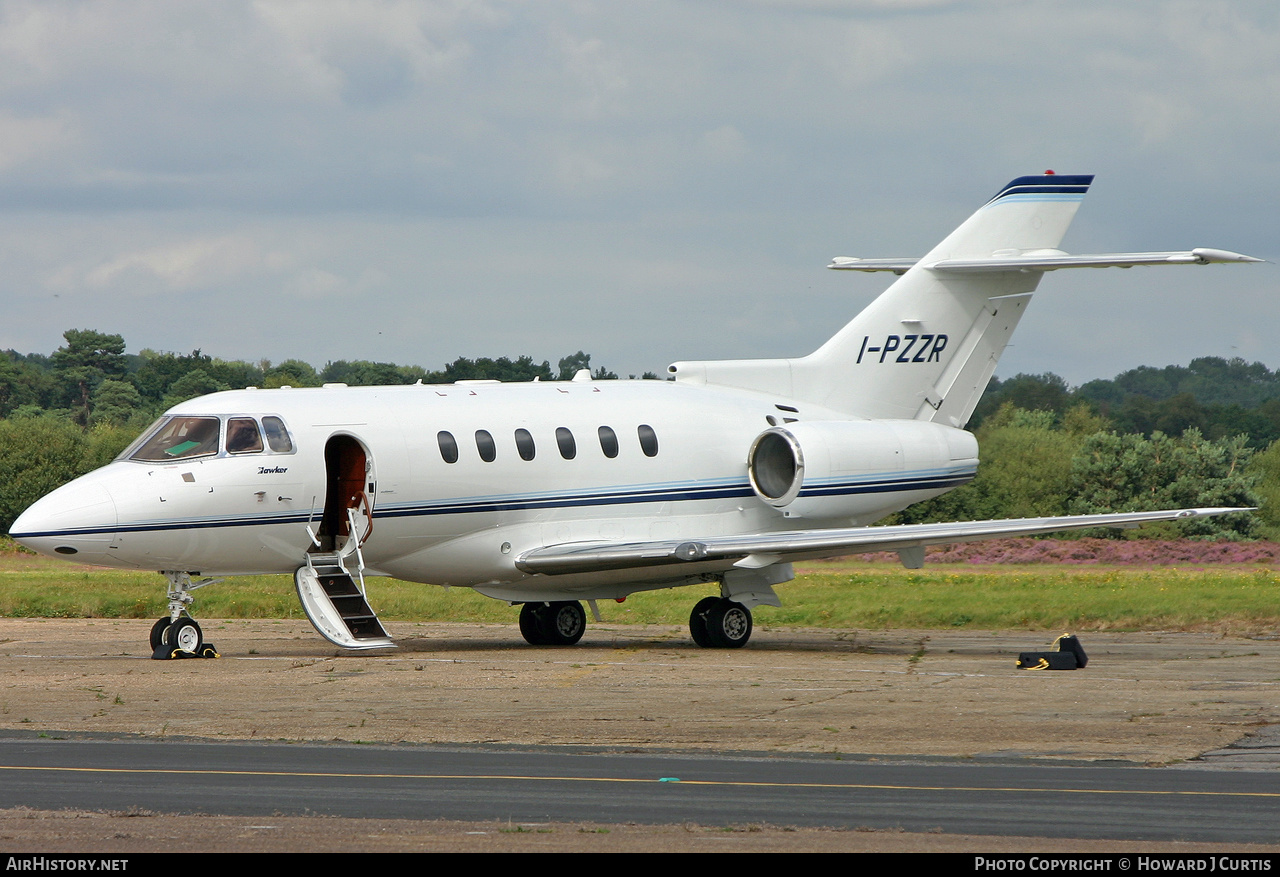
left=2, top=735, right=1279, bottom=844
left=4, top=619, right=1280, bottom=850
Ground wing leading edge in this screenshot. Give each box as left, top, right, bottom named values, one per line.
left=515, top=507, right=1251, bottom=575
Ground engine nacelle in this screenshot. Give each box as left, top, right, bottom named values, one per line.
left=747, top=419, right=979, bottom=521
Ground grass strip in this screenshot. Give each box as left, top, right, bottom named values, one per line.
left=2, top=554, right=1277, bottom=633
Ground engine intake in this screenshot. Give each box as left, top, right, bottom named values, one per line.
left=747, top=420, right=978, bottom=520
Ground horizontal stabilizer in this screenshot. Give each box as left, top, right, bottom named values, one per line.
left=517, top=507, right=1251, bottom=576
left=829, top=248, right=1262, bottom=273
left=826, top=256, right=919, bottom=274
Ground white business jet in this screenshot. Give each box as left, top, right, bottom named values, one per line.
left=9, top=173, right=1261, bottom=656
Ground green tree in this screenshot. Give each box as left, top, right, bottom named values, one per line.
left=0, top=416, right=87, bottom=533
left=83, top=422, right=142, bottom=471
left=50, top=330, right=128, bottom=424
left=1246, top=439, right=1280, bottom=538
left=893, top=404, right=1083, bottom=524
left=555, top=351, right=617, bottom=381
left=262, top=359, right=321, bottom=388
left=434, top=355, right=553, bottom=383
left=91, top=379, right=146, bottom=427
left=0, top=353, right=53, bottom=416
left=1067, top=429, right=1257, bottom=539
left=971, top=372, right=1072, bottom=428
left=322, top=360, right=426, bottom=386
left=162, top=369, right=230, bottom=407
left=1152, top=393, right=1206, bottom=436
left=556, top=351, right=592, bottom=380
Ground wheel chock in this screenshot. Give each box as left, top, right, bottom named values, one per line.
left=150, top=642, right=220, bottom=660
left=1017, top=633, right=1087, bottom=670
left=1017, top=651, right=1078, bottom=670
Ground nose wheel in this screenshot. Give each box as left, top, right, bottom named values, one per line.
left=168, top=617, right=204, bottom=653
left=149, top=616, right=172, bottom=650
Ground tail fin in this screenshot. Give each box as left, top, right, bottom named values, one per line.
left=802, top=173, right=1094, bottom=424
left=670, top=173, right=1094, bottom=426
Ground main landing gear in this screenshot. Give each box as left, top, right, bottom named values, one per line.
left=518, top=600, right=587, bottom=646
left=515, top=595, right=756, bottom=648
left=689, top=597, right=753, bottom=648
left=150, top=572, right=221, bottom=660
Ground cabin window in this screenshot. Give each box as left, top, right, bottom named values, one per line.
left=128, top=416, right=221, bottom=462
left=515, top=428, right=536, bottom=461
left=437, top=431, right=459, bottom=464
left=638, top=424, right=659, bottom=457
left=226, top=418, right=264, bottom=454
left=556, top=427, right=576, bottom=460
left=598, top=426, right=618, bottom=458
left=262, top=416, right=293, bottom=453
left=475, top=429, right=496, bottom=462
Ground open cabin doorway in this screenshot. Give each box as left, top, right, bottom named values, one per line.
left=315, top=435, right=374, bottom=555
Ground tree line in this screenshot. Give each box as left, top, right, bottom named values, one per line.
left=890, top=404, right=1266, bottom=540
left=971, top=358, right=1280, bottom=449
left=0, top=329, right=651, bottom=429
left=1, top=330, right=1277, bottom=539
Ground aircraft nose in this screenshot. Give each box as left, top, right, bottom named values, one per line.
left=8, top=476, right=119, bottom=564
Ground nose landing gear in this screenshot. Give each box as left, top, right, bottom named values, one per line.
left=150, top=572, right=221, bottom=660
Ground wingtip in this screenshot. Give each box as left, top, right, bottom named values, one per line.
left=1189, top=248, right=1265, bottom=264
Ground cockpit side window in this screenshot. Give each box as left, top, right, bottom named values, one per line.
left=128, top=416, right=221, bottom=462
left=226, top=418, right=264, bottom=454
left=262, top=416, right=293, bottom=453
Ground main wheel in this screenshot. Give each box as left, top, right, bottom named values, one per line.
left=149, top=617, right=172, bottom=650
left=543, top=601, right=586, bottom=646
left=167, top=617, right=204, bottom=654
left=519, top=603, right=549, bottom=645
left=705, top=600, right=752, bottom=649
left=688, top=597, right=719, bottom=648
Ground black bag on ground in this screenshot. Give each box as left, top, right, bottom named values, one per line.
left=1016, top=633, right=1087, bottom=670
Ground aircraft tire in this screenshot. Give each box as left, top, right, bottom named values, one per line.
left=168, top=617, right=204, bottom=654
left=518, top=603, right=550, bottom=645
left=543, top=601, right=586, bottom=646
left=149, top=617, right=172, bottom=651
left=705, top=599, right=752, bottom=649
left=688, top=597, right=719, bottom=648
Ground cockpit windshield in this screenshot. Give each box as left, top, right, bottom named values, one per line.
left=128, top=416, right=221, bottom=461
left=123, top=414, right=295, bottom=462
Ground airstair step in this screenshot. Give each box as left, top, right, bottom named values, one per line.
left=294, top=563, right=393, bottom=650
left=345, top=617, right=388, bottom=638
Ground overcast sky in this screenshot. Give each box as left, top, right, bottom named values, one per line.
left=0, top=0, right=1275, bottom=386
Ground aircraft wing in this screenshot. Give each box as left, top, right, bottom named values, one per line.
left=515, top=507, right=1250, bottom=575
left=828, top=248, right=1261, bottom=273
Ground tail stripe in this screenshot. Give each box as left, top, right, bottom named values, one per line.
left=987, top=174, right=1093, bottom=204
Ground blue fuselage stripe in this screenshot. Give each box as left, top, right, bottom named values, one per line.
left=12, top=469, right=976, bottom=539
